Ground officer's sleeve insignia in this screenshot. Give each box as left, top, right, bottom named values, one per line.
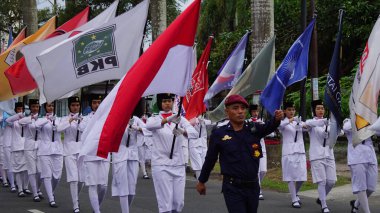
left=221, top=135, right=232, bottom=141
left=253, top=150, right=261, bottom=158
left=252, top=143, right=261, bottom=157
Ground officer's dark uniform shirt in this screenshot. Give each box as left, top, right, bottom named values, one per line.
left=198, top=118, right=280, bottom=183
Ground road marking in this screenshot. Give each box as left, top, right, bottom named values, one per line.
left=28, top=209, right=45, bottom=213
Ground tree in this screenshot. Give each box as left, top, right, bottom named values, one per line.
left=21, top=0, right=38, bottom=36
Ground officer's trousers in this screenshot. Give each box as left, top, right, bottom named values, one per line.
left=222, top=181, right=260, bottom=213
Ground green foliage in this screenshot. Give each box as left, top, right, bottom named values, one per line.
left=0, top=0, right=22, bottom=35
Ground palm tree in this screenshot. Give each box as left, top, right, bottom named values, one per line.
left=150, top=0, right=167, bottom=41
left=21, top=0, right=38, bottom=36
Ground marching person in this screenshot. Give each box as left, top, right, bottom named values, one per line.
left=0, top=115, right=9, bottom=187
left=146, top=93, right=198, bottom=213
left=189, top=115, right=211, bottom=179
left=111, top=101, right=145, bottom=213
left=343, top=118, right=377, bottom=213
left=2, top=110, right=16, bottom=192
left=18, top=99, right=44, bottom=202
left=138, top=113, right=152, bottom=179
left=57, top=96, right=83, bottom=213
left=6, top=102, right=31, bottom=197
left=79, top=94, right=110, bottom=213
left=305, top=100, right=336, bottom=213
left=35, top=102, right=64, bottom=208
left=278, top=101, right=307, bottom=208
left=248, top=104, right=267, bottom=200
left=197, top=95, right=283, bottom=213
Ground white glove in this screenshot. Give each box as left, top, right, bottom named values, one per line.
left=294, top=116, right=301, bottom=123
left=131, top=124, right=140, bottom=131
left=323, top=118, right=329, bottom=126
left=167, top=114, right=181, bottom=124
left=323, top=132, right=329, bottom=139
left=173, top=128, right=185, bottom=136
left=198, top=115, right=205, bottom=124
left=295, top=124, right=303, bottom=131
left=17, top=112, right=25, bottom=118
left=71, top=114, right=80, bottom=121
left=47, top=114, right=56, bottom=121
left=52, top=125, right=57, bottom=131
left=128, top=118, right=134, bottom=126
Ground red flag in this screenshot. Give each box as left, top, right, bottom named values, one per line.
left=80, top=0, right=201, bottom=158
left=183, top=36, right=213, bottom=120
left=5, top=7, right=90, bottom=95
left=8, top=27, right=27, bottom=49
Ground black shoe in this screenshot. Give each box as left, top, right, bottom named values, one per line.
left=321, top=207, right=330, bottom=213
left=17, top=191, right=26, bottom=197
left=350, top=200, right=358, bottom=213
left=143, top=175, right=150, bottom=179
left=10, top=187, right=17, bottom=193
left=23, top=189, right=32, bottom=195
left=2, top=182, right=9, bottom=187
left=37, top=191, right=44, bottom=199
left=49, top=201, right=58, bottom=208
left=33, top=196, right=41, bottom=202
left=73, top=208, right=80, bottom=213
left=316, top=198, right=321, bottom=206
left=292, top=201, right=301, bottom=208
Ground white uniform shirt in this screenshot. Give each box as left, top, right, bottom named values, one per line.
left=189, top=118, right=210, bottom=148
left=6, top=113, right=25, bottom=152
left=146, top=112, right=198, bottom=166
left=343, top=119, right=377, bottom=165
left=18, top=114, right=39, bottom=150
left=306, top=118, right=334, bottom=161
left=112, top=116, right=143, bottom=163
left=35, top=115, right=64, bottom=156
left=278, top=118, right=306, bottom=156
left=79, top=111, right=109, bottom=162
left=57, top=113, right=83, bottom=156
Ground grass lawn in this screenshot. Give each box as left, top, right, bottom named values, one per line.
left=261, top=167, right=351, bottom=193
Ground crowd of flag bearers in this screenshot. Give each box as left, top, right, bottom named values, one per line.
left=0, top=0, right=379, bottom=213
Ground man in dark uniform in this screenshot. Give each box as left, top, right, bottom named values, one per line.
left=196, top=94, right=283, bottom=213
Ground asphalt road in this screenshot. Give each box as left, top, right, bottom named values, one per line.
left=0, top=169, right=379, bottom=213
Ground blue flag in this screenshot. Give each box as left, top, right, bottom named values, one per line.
left=7, top=26, right=13, bottom=48
left=203, top=32, right=250, bottom=107
left=325, top=11, right=344, bottom=127
left=260, top=19, right=315, bottom=115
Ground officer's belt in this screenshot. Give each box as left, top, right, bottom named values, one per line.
left=223, top=175, right=258, bottom=188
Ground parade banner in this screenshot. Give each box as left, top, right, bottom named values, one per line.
left=260, top=19, right=315, bottom=116
left=325, top=10, right=344, bottom=148
left=22, top=1, right=119, bottom=103
left=5, top=6, right=90, bottom=98
left=349, top=17, right=380, bottom=145
left=0, top=16, right=56, bottom=101
left=34, top=0, right=147, bottom=103
left=80, top=0, right=201, bottom=158
left=207, top=36, right=275, bottom=122
left=183, top=36, right=213, bottom=120
left=203, top=32, right=250, bottom=107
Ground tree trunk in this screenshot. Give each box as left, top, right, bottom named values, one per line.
left=150, top=0, right=167, bottom=41
left=21, top=0, right=38, bottom=36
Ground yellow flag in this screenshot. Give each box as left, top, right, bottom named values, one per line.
left=0, top=16, right=56, bottom=101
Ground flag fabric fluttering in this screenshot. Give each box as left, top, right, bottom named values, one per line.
left=80, top=0, right=201, bottom=158
left=260, top=19, right=315, bottom=116
left=0, top=16, right=57, bottom=101
left=203, top=32, right=250, bottom=107
left=7, top=26, right=13, bottom=49
left=21, top=1, right=119, bottom=103
left=8, top=27, right=26, bottom=49
left=349, top=16, right=380, bottom=146
left=183, top=36, right=213, bottom=120
left=32, top=0, right=147, bottom=103
left=207, top=36, right=275, bottom=122
left=5, top=6, right=90, bottom=98
left=325, top=10, right=344, bottom=148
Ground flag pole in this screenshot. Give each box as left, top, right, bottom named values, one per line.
left=169, top=97, right=183, bottom=159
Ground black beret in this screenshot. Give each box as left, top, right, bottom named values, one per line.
left=89, top=94, right=104, bottom=102
left=28, top=99, right=39, bottom=106
left=15, top=102, right=23, bottom=108
left=68, top=96, right=80, bottom=105
left=249, top=104, right=259, bottom=111
left=311, top=100, right=324, bottom=110
left=283, top=101, right=294, bottom=109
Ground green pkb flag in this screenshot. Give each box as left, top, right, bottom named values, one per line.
left=73, top=25, right=116, bottom=68
left=207, top=36, right=275, bottom=122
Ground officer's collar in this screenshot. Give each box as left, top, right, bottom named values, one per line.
left=226, top=121, right=249, bottom=131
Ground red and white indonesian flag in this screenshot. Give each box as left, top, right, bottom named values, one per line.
left=349, top=17, right=380, bottom=145
left=80, top=0, right=201, bottom=158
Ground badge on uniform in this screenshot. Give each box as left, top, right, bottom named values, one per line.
left=251, top=143, right=261, bottom=158
left=222, top=135, right=232, bottom=141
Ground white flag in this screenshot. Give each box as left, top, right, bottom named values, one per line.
left=22, top=0, right=120, bottom=103
left=349, top=17, right=380, bottom=145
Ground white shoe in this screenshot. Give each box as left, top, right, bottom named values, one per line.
left=292, top=201, right=301, bottom=208
left=322, top=207, right=330, bottom=213
left=259, top=193, right=264, bottom=200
